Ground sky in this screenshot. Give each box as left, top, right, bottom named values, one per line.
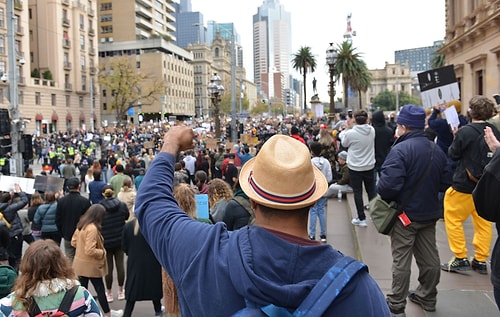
left=190, top=0, right=446, bottom=102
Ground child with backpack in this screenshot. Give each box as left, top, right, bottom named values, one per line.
left=0, top=239, right=102, bottom=316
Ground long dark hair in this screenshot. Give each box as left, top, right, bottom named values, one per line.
left=76, top=204, right=105, bottom=231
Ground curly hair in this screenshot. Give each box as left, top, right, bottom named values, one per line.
left=468, top=95, right=497, bottom=120
left=13, top=240, right=77, bottom=310
left=207, top=179, right=233, bottom=209
left=173, top=183, right=197, bottom=218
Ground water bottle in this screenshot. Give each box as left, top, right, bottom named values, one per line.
left=337, top=189, right=342, bottom=201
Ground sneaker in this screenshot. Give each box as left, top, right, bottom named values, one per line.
left=351, top=218, right=367, bottom=227
left=471, top=258, right=488, bottom=274
left=309, top=235, right=315, bottom=240
left=106, top=291, right=114, bottom=303
left=441, top=257, right=471, bottom=273
left=117, top=289, right=125, bottom=301
left=155, top=306, right=165, bottom=316
left=320, top=235, right=327, bottom=243
left=110, top=309, right=123, bottom=317
left=407, top=291, right=436, bottom=312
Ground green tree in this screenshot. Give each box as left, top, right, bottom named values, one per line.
left=42, top=70, right=53, bottom=80
left=336, top=41, right=363, bottom=111
left=350, top=61, right=372, bottom=109
left=372, top=90, right=421, bottom=111
left=431, top=43, right=445, bottom=69
left=292, top=46, right=316, bottom=113
left=98, top=57, right=167, bottom=125
left=31, top=68, right=40, bottom=78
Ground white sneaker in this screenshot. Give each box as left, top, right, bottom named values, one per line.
left=351, top=218, right=367, bottom=227
left=110, top=309, right=123, bottom=317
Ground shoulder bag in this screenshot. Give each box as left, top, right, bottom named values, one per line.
left=370, top=142, right=435, bottom=235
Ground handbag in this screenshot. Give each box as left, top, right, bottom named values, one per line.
left=370, top=142, right=435, bottom=235
left=369, top=196, right=399, bottom=235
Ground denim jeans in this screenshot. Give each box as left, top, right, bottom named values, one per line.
left=309, top=197, right=327, bottom=238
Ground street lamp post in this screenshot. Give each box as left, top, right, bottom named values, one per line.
left=326, top=43, right=338, bottom=124
left=207, top=73, right=224, bottom=139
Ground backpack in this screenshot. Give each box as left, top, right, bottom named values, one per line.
left=464, top=123, right=500, bottom=183
left=0, top=265, right=17, bottom=298
left=473, top=150, right=500, bottom=222
left=233, top=196, right=255, bottom=226
left=28, top=286, right=79, bottom=317
left=231, top=256, right=367, bottom=316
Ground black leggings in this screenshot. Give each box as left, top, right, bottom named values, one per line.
left=79, top=276, right=110, bottom=314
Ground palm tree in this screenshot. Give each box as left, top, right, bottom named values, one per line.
left=350, top=61, right=372, bottom=110
left=431, top=43, right=446, bottom=69
left=292, top=46, right=317, bottom=113
left=336, top=41, right=363, bottom=111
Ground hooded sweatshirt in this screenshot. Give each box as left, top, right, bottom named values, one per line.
left=135, top=153, right=390, bottom=317
left=339, top=124, right=375, bottom=171
left=372, top=110, right=395, bottom=169
left=100, top=198, right=129, bottom=249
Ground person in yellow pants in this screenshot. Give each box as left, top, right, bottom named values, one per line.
left=443, top=187, right=492, bottom=273
left=442, top=95, right=496, bottom=274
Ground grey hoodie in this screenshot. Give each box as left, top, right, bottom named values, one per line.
left=339, top=124, right=375, bottom=171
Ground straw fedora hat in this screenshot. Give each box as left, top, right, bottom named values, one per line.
left=239, top=135, right=328, bottom=210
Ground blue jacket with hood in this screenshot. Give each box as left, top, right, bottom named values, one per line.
left=135, top=152, right=390, bottom=317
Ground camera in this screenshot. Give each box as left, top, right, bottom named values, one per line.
left=18, top=58, right=26, bottom=66
left=1, top=73, right=7, bottom=83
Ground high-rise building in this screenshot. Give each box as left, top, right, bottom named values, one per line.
left=98, top=0, right=176, bottom=43
left=0, top=0, right=99, bottom=134
left=253, top=0, right=291, bottom=103
left=97, top=0, right=195, bottom=123
left=440, top=0, right=499, bottom=111
left=173, top=0, right=204, bottom=49
left=394, top=41, right=443, bottom=73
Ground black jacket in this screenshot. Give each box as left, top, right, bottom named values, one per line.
left=372, top=110, right=395, bottom=170
left=100, top=197, right=129, bottom=249
left=56, top=191, right=91, bottom=240
left=0, top=192, right=28, bottom=237
left=448, top=122, right=489, bottom=193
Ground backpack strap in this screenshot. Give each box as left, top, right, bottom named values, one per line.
left=58, top=285, right=79, bottom=314
left=292, top=256, right=367, bottom=317
left=28, top=286, right=79, bottom=317
left=256, top=256, right=367, bottom=317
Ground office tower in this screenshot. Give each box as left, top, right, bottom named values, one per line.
left=395, top=41, right=444, bottom=73
left=253, top=0, right=291, bottom=102
left=173, top=0, right=204, bottom=49
left=98, top=0, right=176, bottom=43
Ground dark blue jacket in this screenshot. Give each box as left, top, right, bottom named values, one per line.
left=135, top=152, right=390, bottom=317
left=377, top=130, right=449, bottom=222
left=428, top=109, right=468, bottom=154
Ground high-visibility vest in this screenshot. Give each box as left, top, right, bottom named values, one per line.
left=49, top=151, right=56, bottom=159
left=0, top=158, right=5, bottom=166
left=68, top=147, right=74, bottom=156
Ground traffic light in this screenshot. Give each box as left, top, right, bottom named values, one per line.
left=41, top=123, right=47, bottom=134
left=226, top=125, right=231, bottom=139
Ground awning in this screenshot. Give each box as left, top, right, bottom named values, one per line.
left=66, top=113, right=72, bottom=121
left=35, top=113, right=43, bottom=121
left=51, top=114, right=58, bottom=121
left=79, top=113, right=85, bottom=121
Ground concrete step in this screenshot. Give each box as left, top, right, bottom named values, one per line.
left=325, top=193, right=499, bottom=316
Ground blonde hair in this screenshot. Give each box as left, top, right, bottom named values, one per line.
left=173, top=183, right=197, bottom=218
left=318, top=128, right=335, bottom=147
left=207, top=179, right=233, bottom=209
